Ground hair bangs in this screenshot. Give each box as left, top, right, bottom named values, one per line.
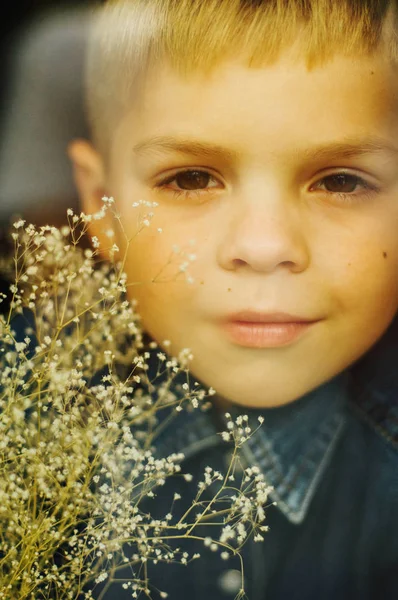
left=87, top=0, right=398, bottom=154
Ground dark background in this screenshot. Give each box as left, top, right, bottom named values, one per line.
left=0, top=0, right=99, bottom=225
left=0, top=1, right=86, bottom=118
left=0, top=0, right=99, bottom=306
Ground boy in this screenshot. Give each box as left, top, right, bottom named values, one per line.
left=68, top=0, right=398, bottom=598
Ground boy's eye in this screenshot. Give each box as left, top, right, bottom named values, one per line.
left=171, top=170, right=215, bottom=190
left=315, top=173, right=366, bottom=194
left=320, top=173, right=359, bottom=193
left=156, top=169, right=220, bottom=198
left=312, top=172, right=379, bottom=204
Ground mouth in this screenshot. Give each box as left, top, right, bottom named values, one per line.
left=221, top=311, right=320, bottom=348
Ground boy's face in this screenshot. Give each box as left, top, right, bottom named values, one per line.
left=73, top=50, right=398, bottom=408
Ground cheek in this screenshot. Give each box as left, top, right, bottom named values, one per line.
left=329, top=231, right=398, bottom=324
left=118, top=227, right=198, bottom=322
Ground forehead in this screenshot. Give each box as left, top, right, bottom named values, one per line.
left=117, top=53, right=398, bottom=163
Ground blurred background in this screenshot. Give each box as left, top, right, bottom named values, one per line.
left=0, top=0, right=99, bottom=304
left=0, top=0, right=101, bottom=307
left=0, top=0, right=100, bottom=228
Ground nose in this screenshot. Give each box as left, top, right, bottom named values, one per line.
left=217, top=189, right=310, bottom=274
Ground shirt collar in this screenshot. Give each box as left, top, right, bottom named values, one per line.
left=145, top=342, right=350, bottom=526
left=227, top=372, right=349, bottom=524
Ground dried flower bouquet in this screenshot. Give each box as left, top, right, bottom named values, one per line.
left=0, top=199, right=271, bottom=600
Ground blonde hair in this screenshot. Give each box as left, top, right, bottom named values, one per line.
left=86, top=0, right=398, bottom=154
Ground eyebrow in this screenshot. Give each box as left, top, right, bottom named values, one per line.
left=133, top=136, right=239, bottom=160
left=132, top=135, right=398, bottom=162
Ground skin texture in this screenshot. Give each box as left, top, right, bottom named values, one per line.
left=69, top=49, right=398, bottom=408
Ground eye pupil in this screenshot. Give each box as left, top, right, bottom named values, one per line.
left=176, top=170, right=209, bottom=190
left=325, top=174, right=357, bottom=193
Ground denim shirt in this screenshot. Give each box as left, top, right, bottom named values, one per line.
left=7, top=309, right=398, bottom=600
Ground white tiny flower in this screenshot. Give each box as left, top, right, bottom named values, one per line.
left=95, top=571, right=108, bottom=583
left=93, top=207, right=106, bottom=220
left=13, top=219, right=26, bottom=229
left=210, top=543, right=218, bottom=552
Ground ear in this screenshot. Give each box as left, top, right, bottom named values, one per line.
left=67, top=139, right=114, bottom=259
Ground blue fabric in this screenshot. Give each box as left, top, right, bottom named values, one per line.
left=7, top=308, right=398, bottom=599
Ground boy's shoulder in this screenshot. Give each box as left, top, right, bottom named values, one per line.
left=348, top=316, right=398, bottom=455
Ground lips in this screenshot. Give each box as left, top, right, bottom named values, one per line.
left=225, top=310, right=317, bottom=324
left=221, top=312, right=319, bottom=348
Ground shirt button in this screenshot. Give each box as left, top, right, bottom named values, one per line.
left=218, top=569, right=243, bottom=595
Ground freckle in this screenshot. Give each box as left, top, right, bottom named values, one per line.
left=370, top=71, right=374, bottom=75
left=227, top=288, right=232, bottom=292
left=200, top=280, right=204, bottom=285
left=383, top=251, right=388, bottom=258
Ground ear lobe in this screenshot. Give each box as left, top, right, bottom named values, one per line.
left=67, top=139, right=113, bottom=259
